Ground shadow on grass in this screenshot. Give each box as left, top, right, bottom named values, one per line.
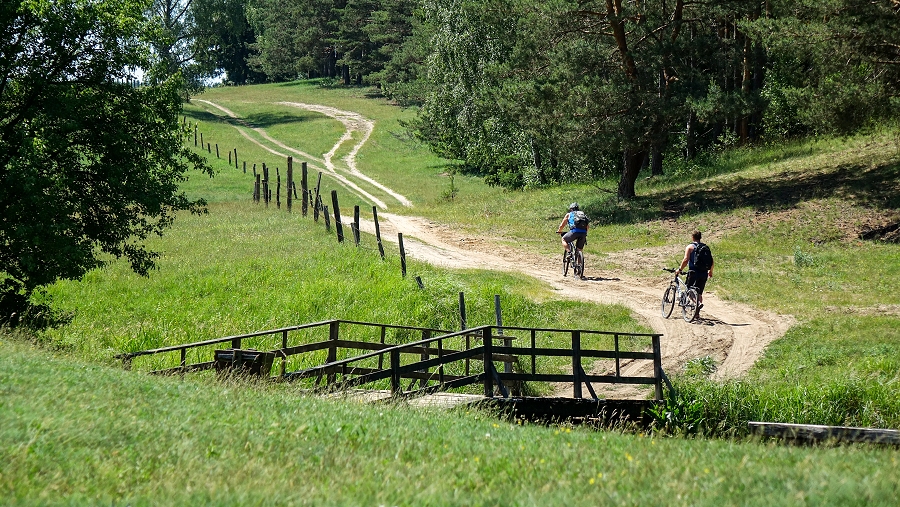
left=663, top=159, right=900, bottom=215
left=592, top=158, right=900, bottom=226
left=184, top=106, right=322, bottom=130
left=243, top=111, right=322, bottom=129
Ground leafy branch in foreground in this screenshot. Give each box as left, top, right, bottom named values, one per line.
left=0, top=0, right=212, bottom=327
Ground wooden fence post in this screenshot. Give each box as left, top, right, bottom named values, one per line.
left=262, top=164, right=269, bottom=206
left=398, top=233, right=406, bottom=277
left=254, top=174, right=261, bottom=203
left=286, top=157, right=293, bottom=212
left=459, top=292, right=467, bottom=331
left=234, top=148, right=238, bottom=169
left=301, top=162, right=308, bottom=216
left=373, top=206, right=385, bottom=259
left=313, top=172, right=322, bottom=221
left=194, top=125, right=197, bottom=146
left=331, top=190, right=344, bottom=243
left=276, top=170, right=281, bottom=209
left=353, top=205, right=360, bottom=246
left=314, top=193, right=320, bottom=222
left=323, top=205, right=331, bottom=232
left=215, top=144, right=219, bottom=158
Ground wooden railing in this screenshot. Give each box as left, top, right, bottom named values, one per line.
left=115, top=320, right=665, bottom=400
left=114, top=320, right=454, bottom=375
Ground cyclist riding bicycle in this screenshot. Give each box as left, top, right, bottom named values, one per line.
left=556, top=202, right=589, bottom=279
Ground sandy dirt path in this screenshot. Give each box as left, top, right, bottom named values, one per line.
left=359, top=214, right=795, bottom=398
left=195, top=98, right=796, bottom=399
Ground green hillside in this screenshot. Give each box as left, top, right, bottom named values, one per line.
left=3, top=81, right=900, bottom=504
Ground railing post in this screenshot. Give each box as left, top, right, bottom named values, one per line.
left=495, top=295, right=512, bottom=374
left=280, top=330, right=289, bottom=378
left=614, top=334, right=621, bottom=377
left=460, top=292, right=469, bottom=375
left=419, top=329, right=431, bottom=388
left=180, top=348, right=187, bottom=376
left=572, top=331, right=582, bottom=399
left=390, top=349, right=401, bottom=395
left=483, top=327, right=494, bottom=398
left=327, top=321, right=339, bottom=384
left=378, top=326, right=386, bottom=369
left=438, top=338, right=445, bottom=384
left=652, top=334, right=664, bottom=401
left=530, top=329, right=536, bottom=375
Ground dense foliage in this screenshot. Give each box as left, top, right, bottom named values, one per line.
left=186, top=0, right=900, bottom=197
left=0, top=0, right=211, bottom=326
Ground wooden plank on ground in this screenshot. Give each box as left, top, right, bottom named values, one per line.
left=749, top=421, right=900, bottom=445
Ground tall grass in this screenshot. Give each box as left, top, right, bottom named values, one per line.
left=655, top=316, right=900, bottom=435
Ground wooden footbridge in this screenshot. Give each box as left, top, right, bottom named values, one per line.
left=116, top=320, right=667, bottom=425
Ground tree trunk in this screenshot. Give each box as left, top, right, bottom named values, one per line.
left=651, top=144, right=664, bottom=176
left=618, top=148, right=646, bottom=199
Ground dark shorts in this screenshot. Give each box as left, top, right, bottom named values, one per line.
left=562, top=231, right=587, bottom=249
left=686, top=271, right=709, bottom=294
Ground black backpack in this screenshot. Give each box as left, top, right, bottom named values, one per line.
left=692, top=242, right=713, bottom=271
left=572, top=210, right=589, bottom=229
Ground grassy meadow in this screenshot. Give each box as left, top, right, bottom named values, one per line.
left=3, top=80, right=900, bottom=503
left=3, top=338, right=900, bottom=506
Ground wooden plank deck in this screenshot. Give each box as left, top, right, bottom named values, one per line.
left=326, top=389, right=485, bottom=409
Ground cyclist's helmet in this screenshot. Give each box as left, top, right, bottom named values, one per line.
left=568, top=202, right=580, bottom=211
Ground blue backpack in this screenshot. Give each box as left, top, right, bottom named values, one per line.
left=570, top=210, right=589, bottom=229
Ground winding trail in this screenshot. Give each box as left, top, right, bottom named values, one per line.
left=195, top=98, right=796, bottom=399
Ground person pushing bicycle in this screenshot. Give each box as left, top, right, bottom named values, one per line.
left=677, top=229, right=714, bottom=313
left=557, top=202, right=589, bottom=278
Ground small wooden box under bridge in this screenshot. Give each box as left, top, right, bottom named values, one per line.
left=214, top=348, right=275, bottom=377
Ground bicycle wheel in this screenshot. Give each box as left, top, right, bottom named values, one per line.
left=574, top=250, right=584, bottom=277
left=661, top=285, right=676, bottom=318
left=682, top=288, right=700, bottom=322
left=562, top=251, right=571, bottom=276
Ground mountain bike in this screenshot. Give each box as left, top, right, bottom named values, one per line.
left=661, top=268, right=700, bottom=322
left=561, top=235, right=584, bottom=278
